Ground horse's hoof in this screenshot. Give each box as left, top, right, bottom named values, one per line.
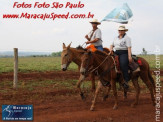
left=113, top=106, right=118, bottom=110
left=108, top=117, right=113, bottom=122
left=81, top=96, right=86, bottom=101
left=90, top=107, right=94, bottom=111
left=80, top=93, right=86, bottom=101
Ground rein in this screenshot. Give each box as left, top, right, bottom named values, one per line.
left=88, top=54, right=114, bottom=73
left=84, top=52, right=117, bottom=86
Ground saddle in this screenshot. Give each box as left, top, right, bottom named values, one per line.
left=100, top=53, right=142, bottom=87
left=113, top=54, right=142, bottom=73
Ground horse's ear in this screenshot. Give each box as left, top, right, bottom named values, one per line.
left=63, top=43, right=66, bottom=49
left=67, top=42, right=72, bottom=49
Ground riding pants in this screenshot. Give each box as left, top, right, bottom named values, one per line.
left=115, top=50, right=130, bottom=82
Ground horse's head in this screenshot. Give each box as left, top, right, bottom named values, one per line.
left=80, top=51, right=94, bottom=75
left=61, top=43, right=72, bottom=71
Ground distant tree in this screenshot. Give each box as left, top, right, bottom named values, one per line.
left=51, top=52, right=61, bottom=57
left=31, top=55, right=50, bottom=57
left=142, top=48, right=147, bottom=55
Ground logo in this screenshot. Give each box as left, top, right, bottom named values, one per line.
left=2, top=105, right=33, bottom=121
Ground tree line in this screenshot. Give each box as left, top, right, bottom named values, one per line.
left=14, top=48, right=150, bottom=57
left=0, top=48, right=151, bottom=58
left=31, top=51, right=61, bottom=57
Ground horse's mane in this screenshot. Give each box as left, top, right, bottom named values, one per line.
left=76, top=45, right=85, bottom=50
left=70, top=46, right=109, bottom=57
left=70, top=46, right=86, bottom=54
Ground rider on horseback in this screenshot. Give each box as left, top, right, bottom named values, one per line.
left=85, top=19, right=103, bottom=51
left=109, top=25, right=140, bottom=89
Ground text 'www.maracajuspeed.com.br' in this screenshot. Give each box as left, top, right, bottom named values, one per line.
left=3, top=12, right=94, bottom=20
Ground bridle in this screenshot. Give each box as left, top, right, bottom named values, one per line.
left=62, top=46, right=86, bottom=68
left=62, top=49, right=72, bottom=68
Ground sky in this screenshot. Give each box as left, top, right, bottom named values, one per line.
left=0, top=0, right=163, bottom=54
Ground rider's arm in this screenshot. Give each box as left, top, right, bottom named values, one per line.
left=86, top=38, right=99, bottom=44
left=108, top=45, right=114, bottom=55
left=128, top=47, right=132, bottom=63
left=85, top=35, right=90, bottom=41
left=89, top=38, right=99, bottom=43
left=110, top=45, right=113, bottom=52
left=126, top=36, right=132, bottom=63
left=87, top=29, right=101, bottom=44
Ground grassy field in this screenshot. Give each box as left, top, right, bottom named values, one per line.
left=138, top=55, right=163, bottom=70
left=0, top=55, right=162, bottom=73
left=0, top=57, right=77, bottom=73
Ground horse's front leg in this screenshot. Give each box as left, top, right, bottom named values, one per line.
left=111, top=79, right=118, bottom=110
left=90, top=81, right=102, bottom=111
left=76, top=74, right=85, bottom=100
left=103, top=85, right=111, bottom=101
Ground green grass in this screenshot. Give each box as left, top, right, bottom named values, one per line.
left=0, top=55, right=162, bottom=73
left=0, top=57, right=78, bottom=73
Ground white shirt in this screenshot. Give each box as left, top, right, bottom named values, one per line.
left=87, top=28, right=102, bottom=46
left=111, top=34, right=132, bottom=50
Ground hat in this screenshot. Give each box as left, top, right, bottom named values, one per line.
left=90, top=19, right=101, bottom=25
left=118, top=25, right=128, bottom=31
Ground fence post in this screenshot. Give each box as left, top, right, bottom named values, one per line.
left=13, top=48, right=18, bottom=89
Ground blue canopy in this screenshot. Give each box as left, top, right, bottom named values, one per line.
left=101, top=3, right=133, bottom=24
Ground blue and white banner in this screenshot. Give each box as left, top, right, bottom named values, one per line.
left=101, top=3, right=133, bottom=24
left=2, top=105, right=33, bottom=121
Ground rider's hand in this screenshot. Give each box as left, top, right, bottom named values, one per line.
left=109, top=50, right=113, bottom=55
left=85, top=35, right=89, bottom=39
left=86, top=41, right=90, bottom=44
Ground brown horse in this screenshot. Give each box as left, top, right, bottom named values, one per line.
left=61, top=43, right=126, bottom=100
left=61, top=43, right=96, bottom=100
left=80, top=50, right=155, bottom=111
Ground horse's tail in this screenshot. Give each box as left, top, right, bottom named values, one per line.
left=148, top=67, right=156, bottom=93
